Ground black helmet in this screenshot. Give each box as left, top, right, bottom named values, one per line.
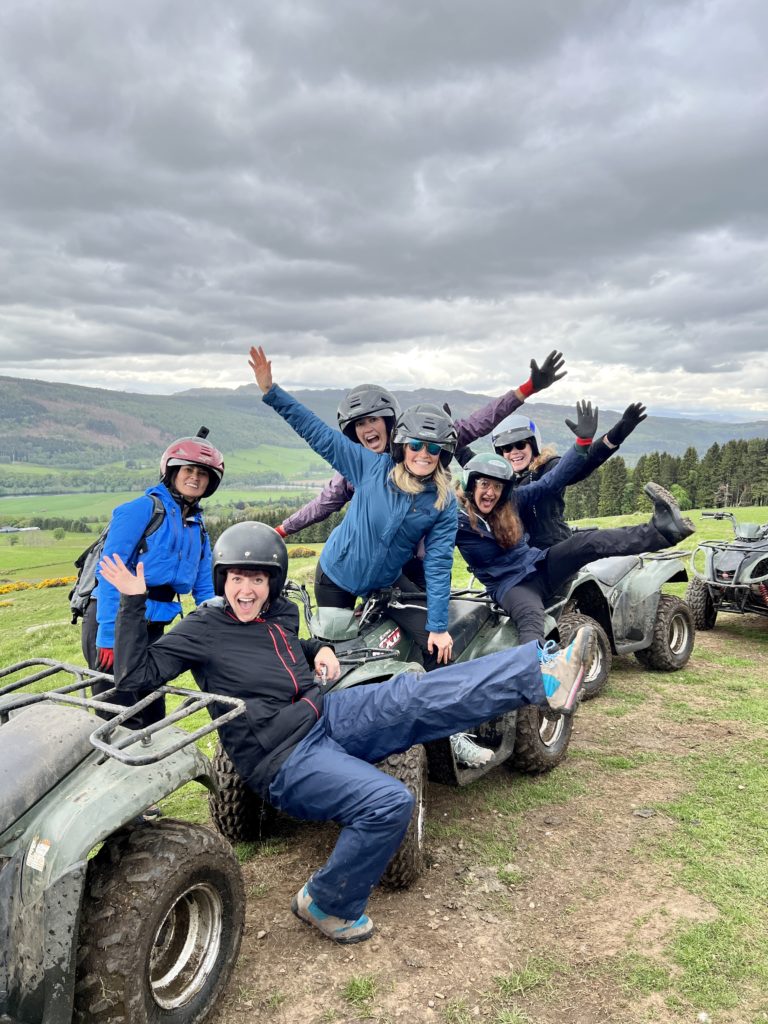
left=212, top=522, right=288, bottom=600
left=337, top=384, right=401, bottom=442
left=160, top=426, right=225, bottom=497
left=491, top=414, right=542, bottom=458
left=461, top=453, right=514, bottom=506
left=391, top=403, right=458, bottom=469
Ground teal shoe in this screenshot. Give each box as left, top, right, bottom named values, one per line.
left=538, top=626, right=594, bottom=714
left=291, top=884, right=374, bottom=944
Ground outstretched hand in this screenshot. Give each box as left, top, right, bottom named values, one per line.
left=565, top=400, right=598, bottom=442
left=606, top=402, right=647, bottom=445
left=530, top=350, right=566, bottom=392
left=98, top=553, right=147, bottom=596
left=248, top=346, right=273, bottom=394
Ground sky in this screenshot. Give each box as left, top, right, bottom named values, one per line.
left=1, top=0, right=767, bottom=420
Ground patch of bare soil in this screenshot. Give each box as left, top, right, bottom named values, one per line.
left=210, top=622, right=767, bottom=1024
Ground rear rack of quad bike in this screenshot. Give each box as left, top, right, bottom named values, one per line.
left=0, top=659, right=245, bottom=766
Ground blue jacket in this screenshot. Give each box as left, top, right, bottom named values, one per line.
left=456, top=445, right=589, bottom=602
left=93, top=482, right=213, bottom=647
left=263, top=385, right=457, bottom=632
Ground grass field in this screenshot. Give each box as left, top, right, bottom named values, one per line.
left=2, top=506, right=767, bottom=1021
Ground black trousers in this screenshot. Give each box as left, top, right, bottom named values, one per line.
left=313, top=564, right=439, bottom=670
left=498, top=522, right=668, bottom=645
left=81, top=599, right=167, bottom=728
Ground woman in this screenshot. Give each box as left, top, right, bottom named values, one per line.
left=101, top=521, right=594, bottom=946
left=490, top=402, right=647, bottom=548
left=275, top=352, right=568, bottom=565
left=456, top=448, right=695, bottom=645
left=249, top=346, right=458, bottom=667
left=83, top=427, right=224, bottom=728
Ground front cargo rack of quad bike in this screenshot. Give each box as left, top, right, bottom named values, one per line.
left=0, top=659, right=245, bottom=767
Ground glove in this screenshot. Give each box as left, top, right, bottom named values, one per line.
left=274, top=524, right=288, bottom=538
left=565, top=400, right=598, bottom=446
left=97, top=647, right=114, bottom=672
left=518, top=350, right=566, bottom=397
left=606, top=402, right=647, bottom=446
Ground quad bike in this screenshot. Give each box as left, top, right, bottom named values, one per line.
left=686, top=511, right=768, bottom=629
left=556, top=549, right=696, bottom=700
left=0, top=659, right=247, bottom=1024
left=208, top=582, right=578, bottom=888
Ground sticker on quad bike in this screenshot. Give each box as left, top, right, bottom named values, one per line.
left=378, top=627, right=402, bottom=650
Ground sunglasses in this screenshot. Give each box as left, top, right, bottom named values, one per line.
left=501, top=440, right=531, bottom=452
left=406, top=439, right=442, bottom=456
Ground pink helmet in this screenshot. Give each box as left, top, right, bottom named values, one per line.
left=160, top=427, right=224, bottom=498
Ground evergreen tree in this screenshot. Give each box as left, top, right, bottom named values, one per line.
left=598, top=458, right=628, bottom=516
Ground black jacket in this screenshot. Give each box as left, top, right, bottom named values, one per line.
left=513, top=440, right=614, bottom=548
left=114, top=593, right=327, bottom=799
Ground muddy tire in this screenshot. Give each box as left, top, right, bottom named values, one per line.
left=511, top=705, right=573, bottom=774
left=376, top=745, right=428, bottom=889
left=634, top=594, right=695, bottom=671
left=557, top=611, right=612, bottom=700
left=74, top=819, right=244, bottom=1024
left=685, top=577, right=718, bottom=631
left=208, top=741, right=280, bottom=842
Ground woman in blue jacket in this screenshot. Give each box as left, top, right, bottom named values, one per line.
left=82, top=428, right=224, bottom=728
left=249, top=346, right=458, bottom=668
left=456, top=448, right=694, bottom=645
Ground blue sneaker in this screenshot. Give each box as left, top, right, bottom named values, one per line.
left=291, top=884, right=374, bottom=944
left=538, top=626, right=593, bottom=714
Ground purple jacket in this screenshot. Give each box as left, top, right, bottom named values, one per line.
left=281, top=389, right=525, bottom=536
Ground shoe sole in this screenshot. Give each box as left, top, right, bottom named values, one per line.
left=291, top=895, right=374, bottom=945
left=557, top=627, right=594, bottom=715
left=644, top=482, right=695, bottom=543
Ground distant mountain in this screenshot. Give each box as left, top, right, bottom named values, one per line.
left=2, top=373, right=766, bottom=468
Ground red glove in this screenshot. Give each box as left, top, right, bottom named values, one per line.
left=274, top=524, right=288, bottom=538
left=97, top=647, right=114, bottom=672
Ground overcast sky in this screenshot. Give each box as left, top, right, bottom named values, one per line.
left=1, top=0, right=767, bottom=420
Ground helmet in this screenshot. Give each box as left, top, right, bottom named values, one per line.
left=160, top=426, right=224, bottom=497
left=212, top=522, right=288, bottom=600
left=491, top=414, right=542, bottom=459
left=391, top=403, right=458, bottom=469
left=337, top=384, right=401, bottom=442
left=461, top=453, right=514, bottom=505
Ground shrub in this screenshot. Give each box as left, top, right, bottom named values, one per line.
left=288, top=546, right=318, bottom=559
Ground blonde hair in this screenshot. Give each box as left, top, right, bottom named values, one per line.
left=391, top=462, right=453, bottom=511
left=456, top=481, right=523, bottom=549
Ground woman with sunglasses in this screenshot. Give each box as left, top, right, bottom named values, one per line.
left=490, top=402, right=647, bottom=549
left=249, top=346, right=459, bottom=668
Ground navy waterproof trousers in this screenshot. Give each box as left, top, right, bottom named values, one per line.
left=268, top=641, right=543, bottom=920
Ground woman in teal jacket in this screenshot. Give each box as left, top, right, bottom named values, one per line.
left=249, top=347, right=458, bottom=667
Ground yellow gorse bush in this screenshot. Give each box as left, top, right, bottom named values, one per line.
left=0, top=576, right=76, bottom=595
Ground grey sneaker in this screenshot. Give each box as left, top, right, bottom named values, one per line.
left=291, top=884, right=374, bottom=944
left=451, top=732, right=495, bottom=767
left=538, top=627, right=594, bottom=715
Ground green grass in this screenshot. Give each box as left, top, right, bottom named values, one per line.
left=341, top=974, right=378, bottom=1013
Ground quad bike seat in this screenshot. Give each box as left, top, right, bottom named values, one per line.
left=585, top=555, right=641, bottom=588
left=446, top=599, right=493, bottom=658
left=0, top=703, right=97, bottom=835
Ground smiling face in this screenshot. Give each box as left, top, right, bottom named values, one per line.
left=472, top=476, right=504, bottom=515
left=174, top=464, right=210, bottom=500
left=403, top=441, right=440, bottom=477
left=224, top=568, right=271, bottom=622
left=353, top=415, right=389, bottom=452
left=500, top=441, right=533, bottom=473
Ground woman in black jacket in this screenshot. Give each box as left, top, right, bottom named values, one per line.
left=103, top=521, right=594, bottom=946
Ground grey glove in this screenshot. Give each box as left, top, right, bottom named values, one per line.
left=565, top=400, right=598, bottom=442
left=606, top=402, right=647, bottom=446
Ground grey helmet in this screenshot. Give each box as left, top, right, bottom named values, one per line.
left=391, top=403, right=458, bottom=469
left=461, top=453, right=514, bottom=506
left=337, top=384, right=401, bottom=442
left=212, top=522, right=288, bottom=600
left=491, top=413, right=542, bottom=459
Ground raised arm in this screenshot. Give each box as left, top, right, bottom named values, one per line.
left=512, top=402, right=597, bottom=513
left=249, top=346, right=375, bottom=486
left=454, top=350, right=567, bottom=447
left=279, top=472, right=355, bottom=537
